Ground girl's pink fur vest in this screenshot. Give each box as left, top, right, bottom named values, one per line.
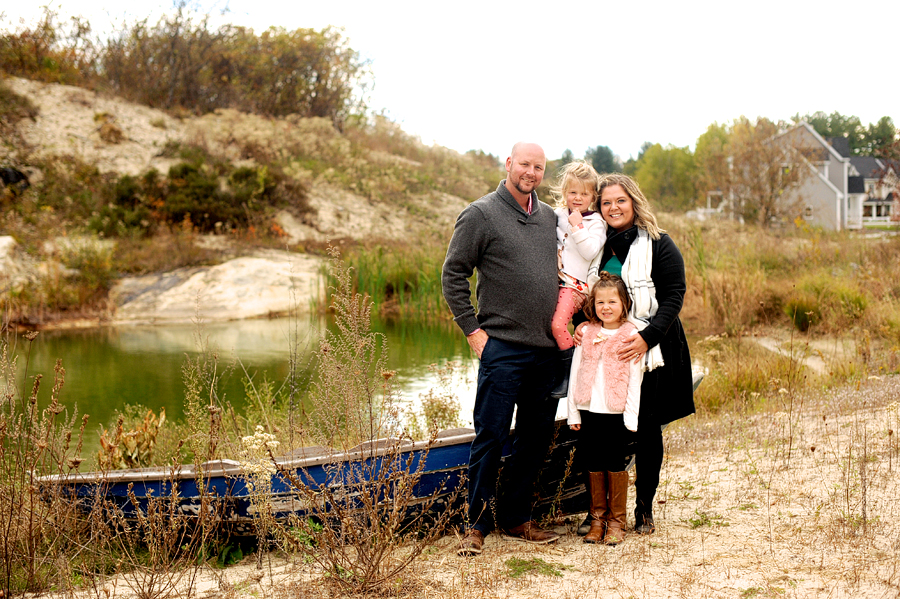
left=574, top=321, right=637, bottom=412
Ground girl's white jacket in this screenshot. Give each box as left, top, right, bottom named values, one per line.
left=555, top=208, right=607, bottom=283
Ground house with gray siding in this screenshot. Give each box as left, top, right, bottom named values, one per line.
left=775, top=122, right=897, bottom=230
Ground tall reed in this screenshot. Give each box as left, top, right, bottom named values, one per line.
left=321, top=241, right=453, bottom=324
left=274, top=247, right=463, bottom=592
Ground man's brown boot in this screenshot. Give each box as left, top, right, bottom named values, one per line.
left=603, top=470, right=629, bottom=545
left=457, top=529, right=485, bottom=556
left=583, top=471, right=609, bottom=544
left=502, top=521, right=559, bottom=544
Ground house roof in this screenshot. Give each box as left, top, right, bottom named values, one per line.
left=848, top=176, right=865, bottom=194
left=882, top=159, right=900, bottom=176
left=782, top=123, right=846, bottom=163
left=827, top=137, right=852, bottom=158
left=849, top=156, right=884, bottom=179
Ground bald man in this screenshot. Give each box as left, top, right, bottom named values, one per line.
left=442, top=142, right=561, bottom=555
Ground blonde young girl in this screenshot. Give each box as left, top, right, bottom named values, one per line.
left=549, top=161, right=607, bottom=398
left=566, top=272, right=642, bottom=545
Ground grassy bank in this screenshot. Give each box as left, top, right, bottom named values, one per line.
left=0, top=74, right=501, bottom=327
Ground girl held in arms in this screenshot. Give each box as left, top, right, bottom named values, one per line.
left=566, top=272, right=641, bottom=545
left=549, top=161, right=607, bottom=398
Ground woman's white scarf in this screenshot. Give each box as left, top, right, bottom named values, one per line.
left=587, top=228, right=665, bottom=372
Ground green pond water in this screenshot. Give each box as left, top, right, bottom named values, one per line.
left=7, top=316, right=478, bottom=454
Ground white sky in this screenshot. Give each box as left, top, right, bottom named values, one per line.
left=5, top=0, right=899, bottom=162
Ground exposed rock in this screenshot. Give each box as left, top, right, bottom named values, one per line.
left=109, top=250, right=323, bottom=325
left=0, top=235, right=40, bottom=293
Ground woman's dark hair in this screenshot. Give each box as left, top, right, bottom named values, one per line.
left=597, top=173, right=662, bottom=239
left=583, top=271, right=631, bottom=323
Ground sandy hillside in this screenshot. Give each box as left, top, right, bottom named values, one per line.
left=4, top=77, right=473, bottom=325
left=6, top=76, right=469, bottom=243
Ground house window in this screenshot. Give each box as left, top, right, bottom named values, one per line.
left=863, top=205, right=873, bottom=217
left=804, top=205, right=813, bottom=218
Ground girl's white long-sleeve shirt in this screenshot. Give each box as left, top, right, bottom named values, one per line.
left=555, top=208, right=607, bottom=284
left=565, top=325, right=643, bottom=431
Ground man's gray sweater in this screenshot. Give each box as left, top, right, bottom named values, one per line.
left=442, top=181, right=559, bottom=348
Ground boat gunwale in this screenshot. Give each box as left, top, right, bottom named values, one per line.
left=37, top=428, right=479, bottom=486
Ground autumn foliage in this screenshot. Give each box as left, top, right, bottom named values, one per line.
left=0, top=5, right=368, bottom=127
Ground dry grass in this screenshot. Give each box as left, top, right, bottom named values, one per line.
left=42, top=375, right=899, bottom=599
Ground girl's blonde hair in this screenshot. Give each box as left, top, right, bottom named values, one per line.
left=583, top=271, right=632, bottom=324
left=597, top=173, right=662, bottom=239
left=551, top=160, right=600, bottom=210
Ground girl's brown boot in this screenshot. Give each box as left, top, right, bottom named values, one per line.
left=603, top=470, right=629, bottom=545
left=583, top=471, right=609, bottom=544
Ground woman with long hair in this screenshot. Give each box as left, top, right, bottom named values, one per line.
left=576, top=173, right=695, bottom=535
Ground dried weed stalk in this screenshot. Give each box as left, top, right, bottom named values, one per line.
left=274, top=248, right=462, bottom=593
left=111, top=466, right=207, bottom=599
left=0, top=332, right=92, bottom=595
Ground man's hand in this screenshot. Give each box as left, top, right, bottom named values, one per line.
left=466, top=329, right=489, bottom=359
left=569, top=423, right=581, bottom=431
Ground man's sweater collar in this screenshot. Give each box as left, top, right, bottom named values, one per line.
left=497, top=180, right=538, bottom=215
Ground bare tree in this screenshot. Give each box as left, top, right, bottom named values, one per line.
left=696, top=117, right=815, bottom=227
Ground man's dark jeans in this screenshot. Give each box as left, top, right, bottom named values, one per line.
left=467, top=337, right=558, bottom=535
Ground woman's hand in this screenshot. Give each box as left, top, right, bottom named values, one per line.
left=569, top=424, right=581, bottom=431
left=572, top=322, right=587, bottom=346
left=617, top=333, right=649, bottom=364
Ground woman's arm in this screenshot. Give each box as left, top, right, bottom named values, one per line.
left=639, top=234, right=686, bottom=350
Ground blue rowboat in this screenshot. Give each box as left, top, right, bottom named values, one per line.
left=39, top=420, right=579, bottom=535
left=41, top=372, right=703, bottom=533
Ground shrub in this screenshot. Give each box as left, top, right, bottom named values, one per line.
left=0, top=78, right=39, bottom=127
left=0, top=7, right=95, bottom=85
left=160, top=162, right=237, bottom=231
left=0, top=334, right=93, bottom=595
left=784, top=294, right=819, bottom=332
left=275, top=248, right=461, bottom=593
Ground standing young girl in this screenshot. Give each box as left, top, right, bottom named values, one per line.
left=566, top=272, right=642, bottom=545
left=549, top=161, right=607, bottom=398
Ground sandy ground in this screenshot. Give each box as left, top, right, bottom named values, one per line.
left=62, top=375, right=900, bottom=599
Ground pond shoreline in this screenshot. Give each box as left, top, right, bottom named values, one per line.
left=6, top=249, right=326, bottom=333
